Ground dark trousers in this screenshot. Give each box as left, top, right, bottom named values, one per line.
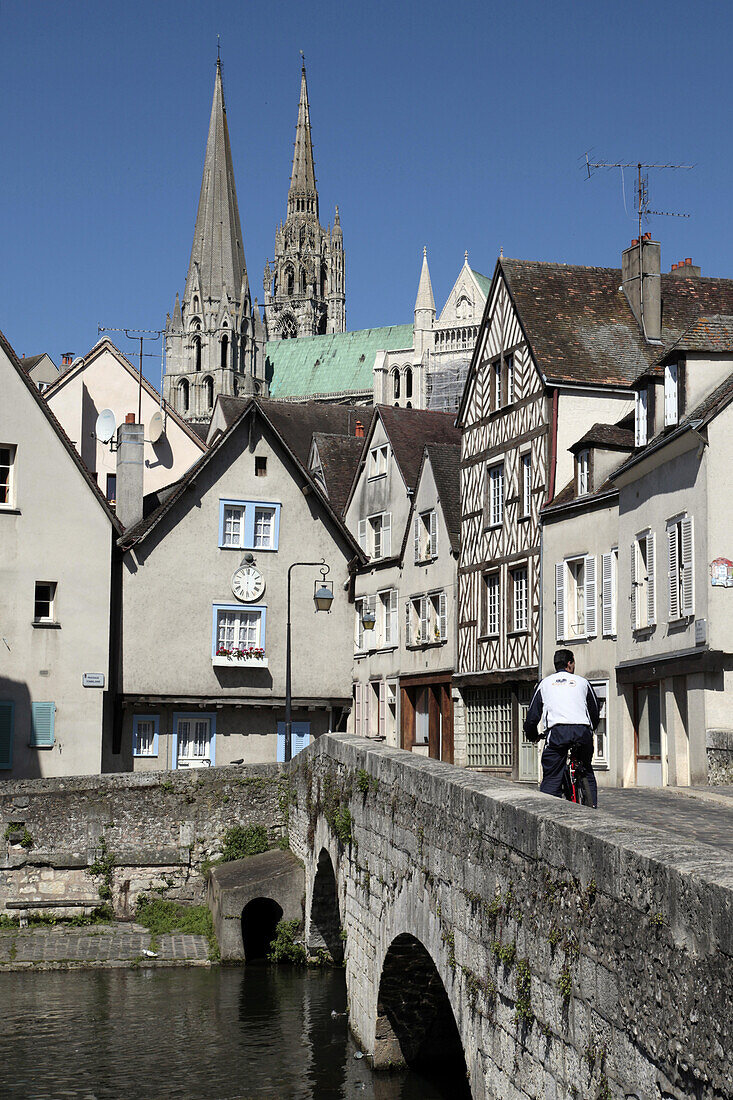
left=540, top=724, right=597, bottom=806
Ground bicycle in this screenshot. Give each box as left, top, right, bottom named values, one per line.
left=560, top=741, right=596, bottom=807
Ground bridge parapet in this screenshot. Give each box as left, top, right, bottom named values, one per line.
left=289, top=734, right=732, bottom=1100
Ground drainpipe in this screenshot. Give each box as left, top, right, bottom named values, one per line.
left=545, top=388, right=559, bottom=507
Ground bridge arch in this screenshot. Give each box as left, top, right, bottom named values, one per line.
left=307, top=847, right=343, bottom=963
left=374, top=932, right=470, bottom=1094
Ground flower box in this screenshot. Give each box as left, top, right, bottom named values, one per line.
left=213, top=647, right=268, bottom=669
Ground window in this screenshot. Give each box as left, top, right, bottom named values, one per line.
left=355, top=596, right=376, bottom=652
left=30, top=701, right=55, bottom=748
left=178, top=379, right=189, bottom=413
left=34, top=582, right=56, bottom=623
left=577, top=450, right=590, bottom=495
left=106, top=474, right=117, bottom=503
left=220, top=335, right=228, bottom=370
left=203, top=376, right=214, bottom=409
left=491, top=354, right=513, bottom=410
left=218, top=500, right=281, bottom=550
left=466, top=686, right=512, bottom=767
left=392, top=369, right=400, bottom=400
left=521, top=454, right=531, bottom=518
left=406, top=596, right=428, bottom=645
left=133, top=715, right=159, bottom=757
left=255, top=456, right=267, bottom=477
left=506, top=355, right=514, bottom=404
left=193, top=336, right=202, bottom=373
left=555, top=556, right=597, bottom=640
left=481, top=571, right=501, bottom=637
left=215, top=605, right=264, bottom=654
left=0, top=701, right=14, bottom=769
left=368, top=444, right=389, bottom=478
left=590, top=681, right=609, bottom=768
left=355, top=600, right=365, bottom=651
left=175, top=713, right=215, bottom=767
left=379, top=589, right=398, bottom=647
left=0, top=445, right=16, bottom=507
left=361, top=512, right=391, bottom=559
left=660, top=363, right=677, bottom=426
left=413, top=509, right=438, bottom=562
left=632, top=532, right=656, bottom=630
left=493, top=359, right=502, bottom=409
left=667, top=516, right=694, bottom=620
left=428, top=590, right=448, bottom=642
left=486, top=464, right=504, bottom=527
left=414, top=687, right=429, bottom=745
left=635, top=389, right=648, bottom=447
left=511, top=567, right=528, bottom=632
left=602, top=548, right=618, bottom=637
left=404, top=368, right=413, bottom=400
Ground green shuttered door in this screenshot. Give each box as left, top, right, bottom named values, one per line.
left=31, top=702, right=55, bottom=748
left=0, top=702, right=14, bottom=768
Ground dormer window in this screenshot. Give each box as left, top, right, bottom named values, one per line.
left=577, top=450, right=590, bottom=495
left=635, top=389, right=648, bottom=447
left=664, top=362, right=679, bottom=426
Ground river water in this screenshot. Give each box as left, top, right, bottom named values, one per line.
left=1, top=966, right=460, bottom=1099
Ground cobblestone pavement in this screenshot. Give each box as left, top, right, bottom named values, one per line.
left=597, top=785, right=733, bottom=856
left=0, top=921, right=211, bottom=970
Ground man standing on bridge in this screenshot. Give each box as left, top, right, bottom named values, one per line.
left=523, top=649, right=600, bottom=807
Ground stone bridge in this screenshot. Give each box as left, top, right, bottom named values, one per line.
left=288, top=735, right=732, bottom=1100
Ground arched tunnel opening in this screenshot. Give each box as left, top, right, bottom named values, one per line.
left=308, top=848, right=343, bottom=963
left=241, top=897, right=283, bottom=961
left=375, top=933, right=471, bottom=1097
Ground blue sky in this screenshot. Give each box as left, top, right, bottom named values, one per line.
left=2, top=0, right=730, bottom=384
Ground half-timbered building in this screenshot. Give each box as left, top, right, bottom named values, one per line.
left=454, top=240, right=733, bottom=777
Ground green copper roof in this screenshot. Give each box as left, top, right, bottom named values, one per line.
left=471, top=268, right=492, bottom=298
left=266, top=324, right=414, bottom=398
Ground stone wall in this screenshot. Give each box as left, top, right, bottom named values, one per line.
left=706, top=729, right=733, bottom=784
left=0, top=765, right=288, bottom=916
left=291, top=735, right=732, bottom=1100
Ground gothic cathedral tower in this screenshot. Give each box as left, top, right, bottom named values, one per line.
left=262, top=63, right=346, bottom=341
left=164, top=60, right=266, bottom=424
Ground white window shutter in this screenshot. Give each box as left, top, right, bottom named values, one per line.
left=636, top=389, right=648, bottom=447
left=555, top=563, right=566, bottom=641
left=382, top=512, right=391, bottom=556
left=584, top=555, right=597, bottom=637
left=646, top=533, right=656, bottom=625
left=665, top=364, right=678, bottom=426
left=602, top=552, right=614, bottom=636
left=681, top=517, right=694, bottom=616
left=668, top=526, right=679, bottom=621
left=355, top=684, right=362, bottom=735
left=379, top=681, right=386, bottom=738
left=420, top=596, right=429, bottom=641
left=414, top=514, right=420, bottom=562
left=631, top=542, right=638, bottom=628
left=358, top=519, right=367, bottom=552
left=430, top=510, right=438, bottom=557
left=364, top=684, right=370, bottom=737
left=439, top=591, right=447, bottom=640
left=405, top=600, right=412, bottom=645
left=390, top=589, right=398, bottom=644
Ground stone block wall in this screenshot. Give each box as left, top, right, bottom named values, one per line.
left=706, top=729, right=733, bottom=784
left=0, top=765, right=288, bottom=917
left=290, top=735, right=732, bottom=1100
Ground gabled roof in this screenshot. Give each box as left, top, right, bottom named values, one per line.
left=118, top=397, right=365, bottom=563
left=398, top=443, right=461, bottom=562
left=266, top=324, right=413, bottom=399
left=613, top=368, right=733, bottom=481
left=208, top=395, right=371, bottom=466
left=19, top=353, right=48, bottom=372
left=569, top=423, right=636, bottom=453
left=0, top=330, right=122, bottom=533
left=638, top=315, right=733, bottom=380
left=311, top=433, right=364, bottom=517
left=43, top=338, right=208, bottom=451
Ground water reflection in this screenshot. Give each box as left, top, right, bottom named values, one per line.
left=0, top=967, right=460, bottom=1099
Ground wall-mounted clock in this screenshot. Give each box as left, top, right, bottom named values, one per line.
left=231, top=565, right=266, bottom=603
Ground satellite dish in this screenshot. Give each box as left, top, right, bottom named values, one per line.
left=148, top=410, right=164, bottom=443
left=95, top=409, right=117, bottom=444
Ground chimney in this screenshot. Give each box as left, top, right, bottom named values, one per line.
left=669, top=256, right=702, bottom=278
left=116, top=415, right=144, bottom=530
left=622, top=237, right=661, bottom=343
left=60, top=352, right=74, bottom=370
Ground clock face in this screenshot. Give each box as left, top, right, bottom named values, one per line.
left=231, top=566, right=266, bottom=603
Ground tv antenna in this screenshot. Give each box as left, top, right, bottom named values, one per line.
left=584, top=156, right=693, bottom=240
left=97, top=326, right=165, bottom=423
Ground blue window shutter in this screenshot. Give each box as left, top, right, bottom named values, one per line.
left=276, top=722, right=286, bottom=763
left=31, top=702, right=55, bottom=748
left=0, top=702, right=14, bottom=768
left=292, top=723, right=311, bottom=757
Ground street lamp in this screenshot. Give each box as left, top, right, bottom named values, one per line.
left=285, top=559, right=333, bottom=763
left=361, top=602, right=376, bottom=632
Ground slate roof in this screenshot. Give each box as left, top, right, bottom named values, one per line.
left=377, top=406, right=461, bottom=492
left=638, top=315, right=733, bottom=379
left=0, top=330, right=122, bottom=533
left=569, top=423, right=636, bottom=452
left=210, top=396, right=370, bottom=467
left=498, top=259, right=733, bottom=387
left=19, top=353, right=46, bottom=372
left=312, top=433, right=364, bottom=517
left=266, top=324, right=413, bottom=399
left=424, top=443, right=461, bottom=553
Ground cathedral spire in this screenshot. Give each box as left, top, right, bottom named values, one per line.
left=287, top=59, right=318, bottom=220
left=415, top=246, right=436, bottom=315
left=184, top=58, right=249, bottom=306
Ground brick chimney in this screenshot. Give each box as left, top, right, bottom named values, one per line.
left=115, top=414, right=144, bottom=530
left=60, top=352, right=74, bottom=371
left=622, top=235, right=662, bottom=343
left=669, top=257, right=702, bottom=278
